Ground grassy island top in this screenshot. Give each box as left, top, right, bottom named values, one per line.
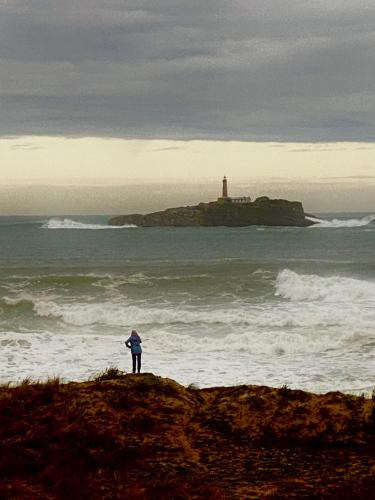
left=0, top=371, right=374, bottom=499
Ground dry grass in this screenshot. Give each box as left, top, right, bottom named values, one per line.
left=94, top=366, right=126, bottom=382
left=0, top=373, right=373, bottom=499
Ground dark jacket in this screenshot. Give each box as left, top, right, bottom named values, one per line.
left=125, top=335, right=142, bottom=354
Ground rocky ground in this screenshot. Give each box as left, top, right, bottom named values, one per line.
left=0, top=371, right=374, bottom=499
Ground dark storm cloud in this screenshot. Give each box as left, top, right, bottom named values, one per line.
left=1, top=0, right=374, bottom=140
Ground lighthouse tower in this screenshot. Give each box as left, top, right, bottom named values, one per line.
left=217, top=175, right=232, bottom=203
left=222, top=176, right=228, bottom=198
left=217, top=176, right=251, bottom=204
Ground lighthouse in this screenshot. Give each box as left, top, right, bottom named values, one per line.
left=222, top=176, right=228, bottom=198
left=217, top=176, right=252, bottom=204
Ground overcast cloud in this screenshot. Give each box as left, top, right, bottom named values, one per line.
left=1, top=0, right=374, bottom=141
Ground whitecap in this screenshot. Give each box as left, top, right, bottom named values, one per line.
left=42, top=218, right=137, bottom=230
left=275, top=269, right=375, bottom=302
left=307, top=214, right=375, bottom=228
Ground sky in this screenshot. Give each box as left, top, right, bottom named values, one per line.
left=1, top=1, right=375, bottom=213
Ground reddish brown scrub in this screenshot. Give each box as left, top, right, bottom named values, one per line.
left=0, top=372, right=374, bottom=499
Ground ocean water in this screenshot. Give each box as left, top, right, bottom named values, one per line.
left=0, top=214, right=374, bottom=395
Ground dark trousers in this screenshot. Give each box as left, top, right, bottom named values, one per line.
left=132, top=353, right=141, bottom=373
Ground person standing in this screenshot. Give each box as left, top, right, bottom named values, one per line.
left=125, top=330, right=142, bottom=373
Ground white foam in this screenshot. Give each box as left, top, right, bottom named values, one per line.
left=27, top=286, right=375, bottom=335
left=3, top=296, right=25, bottom=306
left=42, top=218, right=137, bottom=230
left=3, top=270, right=374, bottom=337
left=0, top=329, right=373, bottom=395
left=2, top=268, right=375, bottom=393
left=307, top=214, right=375, bottom=228
left=275, top=269, right=375, bottom=302
left=32, top=300, right=186, bottom=326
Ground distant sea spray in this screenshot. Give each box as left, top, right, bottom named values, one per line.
left=42, top=218, right=137, bottom=230
left=42, top=214, right=375, bottom=230
left=307, top=214, right=375, bottom=228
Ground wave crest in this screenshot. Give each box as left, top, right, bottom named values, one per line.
left=42, top=218, right=137, bottom=230
left=307, top=214, right=375, bottom=228
left=1, top=296, right=35, bottom=311
left=275, top=269, right=375, bottom=302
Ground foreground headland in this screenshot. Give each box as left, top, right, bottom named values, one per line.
left=109, top=197, right=314, bottom=227
left=1, top=372, right=373, bottom=499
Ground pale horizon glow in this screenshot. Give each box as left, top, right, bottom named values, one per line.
left=2, top=136, right=375, bottom=183
left=1, top=137, right=375, bottom=214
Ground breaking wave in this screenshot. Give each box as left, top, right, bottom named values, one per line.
left=42, top=218, right=137, bottom=230
left=275, top=269, right=375, bottom=302
left=307, top=215, right=375, bottom=228
left=1, top=298, right=373, bottom=359
left=2, top=267, right=372, bottom=333
left=3, top=269, right=375, bottom=328
left=1, top=296, right=36, bottom=313
left=29, top=296, right=374, bottom=331
left=2, top=268, right=374, bottom=392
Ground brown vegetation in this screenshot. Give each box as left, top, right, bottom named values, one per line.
left=0, top=372, right=374, bottom=499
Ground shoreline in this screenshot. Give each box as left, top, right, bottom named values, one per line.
left=1, top=371, right=374, bottom=498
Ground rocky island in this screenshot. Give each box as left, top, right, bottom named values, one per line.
left=109, top=177, right=314, bottom=228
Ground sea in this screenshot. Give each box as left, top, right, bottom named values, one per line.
left=0, top=213, right=374, bottom=395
